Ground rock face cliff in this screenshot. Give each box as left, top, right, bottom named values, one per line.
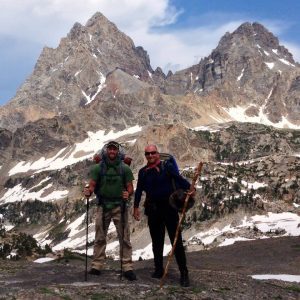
left=0, top=12, right=154, bottom=131
left=164, top=22, right=300, bottom=124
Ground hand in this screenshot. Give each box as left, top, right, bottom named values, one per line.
left=133, top=207, right=140, bottom=221
left=122, top=190, right=129, bottom=200
left=83, top=187, right=92, bottom=197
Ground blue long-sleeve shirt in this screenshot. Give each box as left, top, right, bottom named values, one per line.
left=134, top=161, right=190, bottom=208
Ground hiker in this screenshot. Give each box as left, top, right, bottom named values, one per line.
left=133, top=144, right=192, bottom=287
left=83, top=141, right=137, bottom=281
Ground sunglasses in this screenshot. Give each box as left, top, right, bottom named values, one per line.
left=145, top=151, right=157, bottom=156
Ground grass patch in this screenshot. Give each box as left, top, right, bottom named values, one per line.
left=40, top=287, right=72, bottom=300
left=291, top=244, right=300, bottom=251
left=40, top=287, right=57, bottom=296
left=64, top=249, right=85, bottom=261
left=212, top=286, right=231, bottom=293
left=167, top=286, right=181, bottom=294
left=61, top=295, right=72, bottom=300
left=219, top=286, right=231, bottom=291
left=191, top=286, right=204, bottom=293
left=285, top=285, right=300, bottom=292
left=57, top=249, right=85, bottom=263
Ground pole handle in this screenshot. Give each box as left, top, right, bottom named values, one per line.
left=85, top=193, right=90, bottom=282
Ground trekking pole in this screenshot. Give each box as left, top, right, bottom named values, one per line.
left=84, top=185, right=90, bottom=282
left=119, top=195, right=126, bottom=280
left=160, top=162, right=204, bottom=289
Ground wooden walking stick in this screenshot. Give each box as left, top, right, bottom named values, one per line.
left=159, top=162, right=204, bottom=289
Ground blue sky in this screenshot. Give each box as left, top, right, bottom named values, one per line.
left=0, top=0, right=299, bottom=106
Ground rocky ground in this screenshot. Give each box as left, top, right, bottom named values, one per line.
left=0, top=236, right=299, bottom=299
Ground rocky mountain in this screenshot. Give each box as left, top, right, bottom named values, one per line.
left=164, top=22, right=300, bottom=125
left=0, top=12, right=299, bottom=289
left=0, top=12, right=154, bottom=131
left=0, top=122, right=299, bottom=255
left=1, top=17, right=300, bottom=134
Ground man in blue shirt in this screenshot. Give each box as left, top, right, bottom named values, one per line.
left=133, top=144, right=191, bottom=287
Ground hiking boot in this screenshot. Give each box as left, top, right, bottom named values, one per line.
left=124, top=270, right=137, bottom=281
left=151, top=268, right=164, bottom=279
left=88, top=268, right=101, bottom=276
left=180, top=270, right=190, bottom=287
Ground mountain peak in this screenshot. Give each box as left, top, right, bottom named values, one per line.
left=232, top=22, right=279, bottom=47
left=0, top=14, right=299, bottom=132
left=67, top=22, right=85, bottom=40
left=232, top=22, right=295, bottom=59
left=85, top=11, right=112, bottom=27
left=216, top=21, right=295, bottom=64
left=67, top=11, right=117, bottom=40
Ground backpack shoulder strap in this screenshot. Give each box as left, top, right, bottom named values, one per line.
left=159, top=153, right=179, bottom=173
left=161, top=158, right=172, bottom=176
left=99, top=160, right=107, bottom=177
left=119, top=162, right=129, bottom=189
left=161, top=157, right=178, bottom=191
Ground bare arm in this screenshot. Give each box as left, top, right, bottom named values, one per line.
left=122, top=181, right=133, bottom=200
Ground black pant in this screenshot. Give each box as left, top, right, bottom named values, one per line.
left=146, top=201, right=187, bottom=273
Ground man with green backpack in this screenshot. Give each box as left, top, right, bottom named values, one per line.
left=84, top=141, right=137, bottom=281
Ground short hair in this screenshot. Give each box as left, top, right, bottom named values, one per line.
left=106, top=141, right=119, bottom=150
left=144, top=144, right=159, bottom=152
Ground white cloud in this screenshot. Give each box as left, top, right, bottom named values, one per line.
left=249, top=20, right=300, bottom=63
left=0, top=1, right=251, bottom=74
left=0, top=0, right=186, bottom=73
left=128, top=21, right=244, bottom=73
left=0, top=0, right=299, bottom=88
left=0, top=0, right=174, bottom=45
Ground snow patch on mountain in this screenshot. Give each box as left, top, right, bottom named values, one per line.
left=219, top=237, right=254, bottom=247
left=241, top=180, right=267, bottom=189
left=265, top=62, right=274, bottom=69
left=34, top=212, right=117, bottom=255
left=132, top=242, right=171, bottom=261
left=82, top=71, right=106, bottom=105
left=0, top=183, right=68, bottom=204
left=34, top=257, right=56, bottom=264
left=237, top=68, right=245, bottom=81
left=30, top=210, right=300, bottom=263
left=278, top=58, right=295, bottom=67
left=251, top=274, right=300, bottom=283
left=223, top=106, right=300, bottom=129
left=188, top=212, right=300, bottom=248
left=9, top=125, right=142, bottom=176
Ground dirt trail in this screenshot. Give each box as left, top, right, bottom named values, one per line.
left=0, top=236, right=299, bottom=299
